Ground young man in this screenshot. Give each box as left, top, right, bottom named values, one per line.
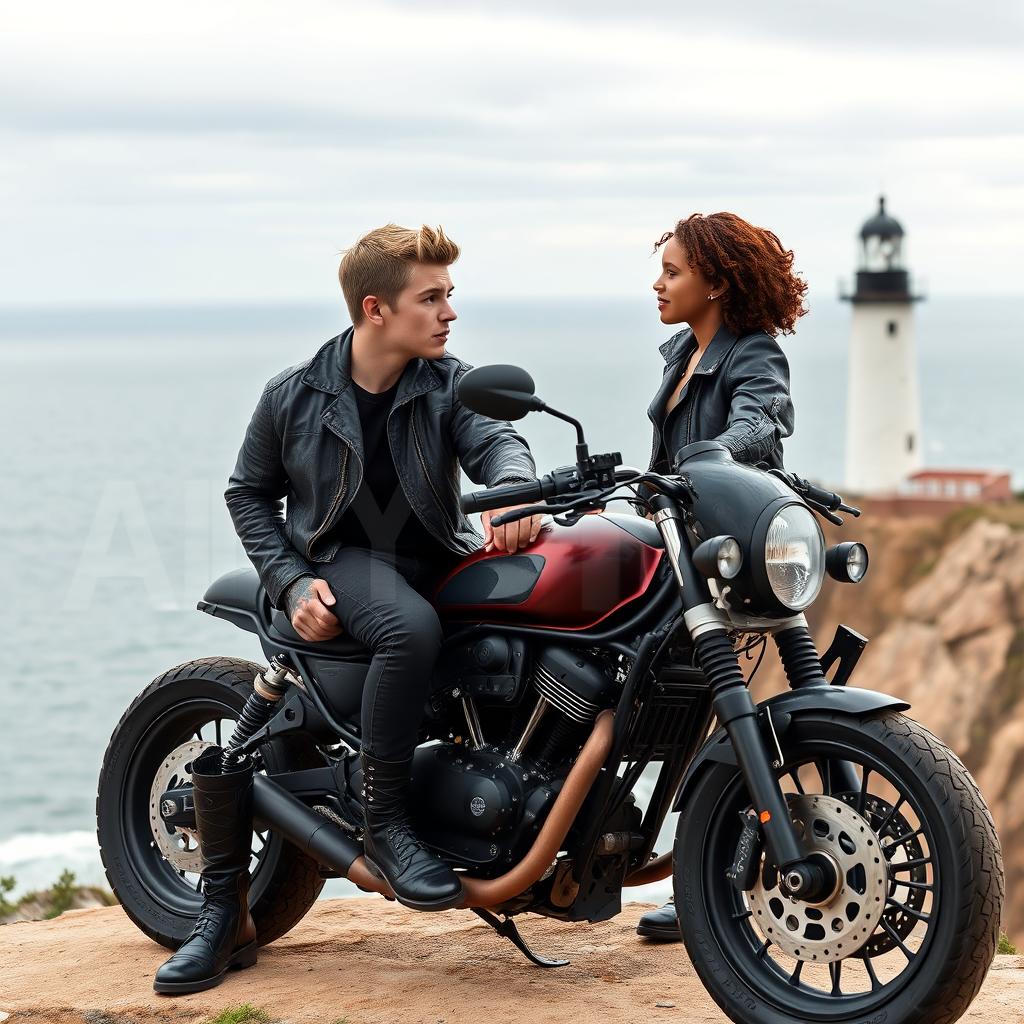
left=153, top=224, right=543, bottom=995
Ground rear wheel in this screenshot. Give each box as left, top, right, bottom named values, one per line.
left=96, top=656, right=328, bottom=950
left=674, top=711, right=1003, bottom=1024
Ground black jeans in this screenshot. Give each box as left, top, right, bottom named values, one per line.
left=316, top=546, right=459, bottom=762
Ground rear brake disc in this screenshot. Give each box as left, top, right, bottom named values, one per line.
left=148, top=739, right=213, bottom=873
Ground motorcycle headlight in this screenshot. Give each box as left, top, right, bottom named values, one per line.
left=763, top=504, right=825, bottom=611
left=692, top=535, right=744, bottom=580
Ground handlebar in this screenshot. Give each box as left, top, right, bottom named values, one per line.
left=459, top=465, right=584, bottom=514
left=460, top=480, right=543, bottom=514
left=460, top=465, right=695, bottom=533
left=785, top=473, right=861, bottom=519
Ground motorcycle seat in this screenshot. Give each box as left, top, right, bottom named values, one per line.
left=268, top=608, right=371, bottom=659
left=199, top=567, right=371, bottom=659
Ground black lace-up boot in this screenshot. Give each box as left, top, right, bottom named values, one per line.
left=360, top=749, right=463, bottom=911
left=153, top=746, right=258, bottom=994
left=636, top=896, right=682, bottom=941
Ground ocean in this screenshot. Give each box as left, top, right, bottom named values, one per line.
left=1, top=295, right=1020, bottom=909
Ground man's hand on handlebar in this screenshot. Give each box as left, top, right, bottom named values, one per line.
left=481, top=504, right=545, bottom=554
left=284, top=576, right=344, bottom=643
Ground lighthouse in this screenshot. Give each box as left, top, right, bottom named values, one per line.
left=841, top=195, right=925, bottom=494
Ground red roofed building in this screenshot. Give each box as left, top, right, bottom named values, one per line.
left=865, top=469, right=1013, bottom=515
left=901, top=469, right=1012, bottom=503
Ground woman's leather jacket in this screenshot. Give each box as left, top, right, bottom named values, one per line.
left=646, top=323, right=794, bottom=474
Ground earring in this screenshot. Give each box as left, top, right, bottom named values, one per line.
left=707, top=294, right=716, bottom=300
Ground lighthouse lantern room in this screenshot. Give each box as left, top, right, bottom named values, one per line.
left=841, top=195, right=925, bottom=495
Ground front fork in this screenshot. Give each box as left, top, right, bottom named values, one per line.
left=652, top=498, right=836, bottom=901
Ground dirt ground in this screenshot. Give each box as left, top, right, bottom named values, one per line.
left=1, top=899, right=1022, bottom=1024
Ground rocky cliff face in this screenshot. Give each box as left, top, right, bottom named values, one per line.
left=753, top=506, right=1024, bottom=936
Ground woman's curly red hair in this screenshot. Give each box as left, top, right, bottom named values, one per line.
left=656, top=212, right=808, bottom=337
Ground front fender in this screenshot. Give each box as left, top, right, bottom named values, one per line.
left=671, top=684, right=910, bottom=813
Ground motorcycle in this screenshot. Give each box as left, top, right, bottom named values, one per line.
left=97, top=364, right=1003, bottom=1024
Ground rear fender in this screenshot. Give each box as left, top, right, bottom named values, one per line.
left=671, top=684, right=910, bottom=813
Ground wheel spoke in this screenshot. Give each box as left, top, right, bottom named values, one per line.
left=856, top=767, right=871, bottom=816
left=816, top=758, right=833, bottom=795
left=875, top=795, right=906, bottom=836
left=194, top=875, right=203, bottom=893
left=756, top=938, right=772, bottom=960
left=860, top=954, right=882, bottom=992
left=788, top=770, right=805, bottom=795
left=732, top=908, right=752, bottom=922
left=215, top=719, right=223, bottom=746
left=886, top=896, right=931, bottom=923
left=879, top=917, right=917, bottom=961
left=884, top=827, right=925, bottom=856
left=829, top=959, right=842, bottom=996
left=890, top=857, right=931, bottom=873
left=788, top=960, right=803, bottom=987
left=899, top=878, right=935, bottom=892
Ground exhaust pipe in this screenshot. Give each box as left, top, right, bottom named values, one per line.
left=347, top=710, right=614, bottom=908
left=624, top=851, right=672, bottom=886
left=252, top=774, right=362, bottom=877
left=252, top=710, right=615, bottom=909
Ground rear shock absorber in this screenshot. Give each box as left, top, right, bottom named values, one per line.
left=221, top=656, right=294, bottom=770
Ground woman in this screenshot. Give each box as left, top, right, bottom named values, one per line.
left=635, top=211, right=808, bottom=942
left=645, top=211, right=807, bottom=483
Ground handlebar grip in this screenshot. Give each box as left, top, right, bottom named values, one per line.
left=804, top=483, right=843, bottom=511
left=460, top=479, right=544, bottom=514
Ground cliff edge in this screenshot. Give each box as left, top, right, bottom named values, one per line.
left=755, top=506, right=1024, bottom=935
left=1, top=899, right=1023, bottom=1024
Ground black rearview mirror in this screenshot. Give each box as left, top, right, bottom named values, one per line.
left=456, top=364, right=540, bottom=421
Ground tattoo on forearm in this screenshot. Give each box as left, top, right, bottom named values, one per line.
left=284, top=577, right=316, bottom=620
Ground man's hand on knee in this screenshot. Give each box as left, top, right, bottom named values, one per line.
left=284, top=576, right=343, bottom=642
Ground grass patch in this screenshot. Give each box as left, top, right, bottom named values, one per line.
left=1, top=868, right=118, bottom=923
left=44, top=868, right=79, bottom=919
left=938, top=501, right=1024, bottom=541
left=206, top=1005, right=272, bottom=1024
left=998, top=931, right=1018, bottom=955
left=0, top=874, right=17, bottom=915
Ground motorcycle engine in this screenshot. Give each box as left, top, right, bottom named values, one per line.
left=408, top=642, right=619, bottom=875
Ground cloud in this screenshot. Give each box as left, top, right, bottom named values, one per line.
left=1, top=1, right=1022, bottom=305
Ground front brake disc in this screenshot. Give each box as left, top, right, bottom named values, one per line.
left=747, top=794, right=888, bottom=963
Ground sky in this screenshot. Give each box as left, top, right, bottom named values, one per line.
left=2, top=1, right=1023, bottom=307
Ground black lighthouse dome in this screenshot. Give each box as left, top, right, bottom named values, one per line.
left=860, top=195, right=905, bottom=241
left=841, top=194, right=923, bottom=305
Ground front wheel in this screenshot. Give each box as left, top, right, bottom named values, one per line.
left=675, top=711, right=1003, bottom=1024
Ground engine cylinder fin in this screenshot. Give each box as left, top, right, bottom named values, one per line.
left=533, top=663, right=600, bottom=723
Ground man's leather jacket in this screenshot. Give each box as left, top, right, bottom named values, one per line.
left=225, top=328, right=537, bottom=609
left=646, top=322, right=794, bottom=474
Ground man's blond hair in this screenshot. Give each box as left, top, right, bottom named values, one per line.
left=338, top=224, right=460, bottom=325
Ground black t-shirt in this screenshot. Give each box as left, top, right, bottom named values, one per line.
left=327, top=380, right=452, bottom=562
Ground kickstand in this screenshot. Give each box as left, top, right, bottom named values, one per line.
left=471, top=908, right=570, bottom=968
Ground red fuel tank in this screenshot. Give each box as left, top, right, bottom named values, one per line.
left=432, top=512, right=664, bottom=631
